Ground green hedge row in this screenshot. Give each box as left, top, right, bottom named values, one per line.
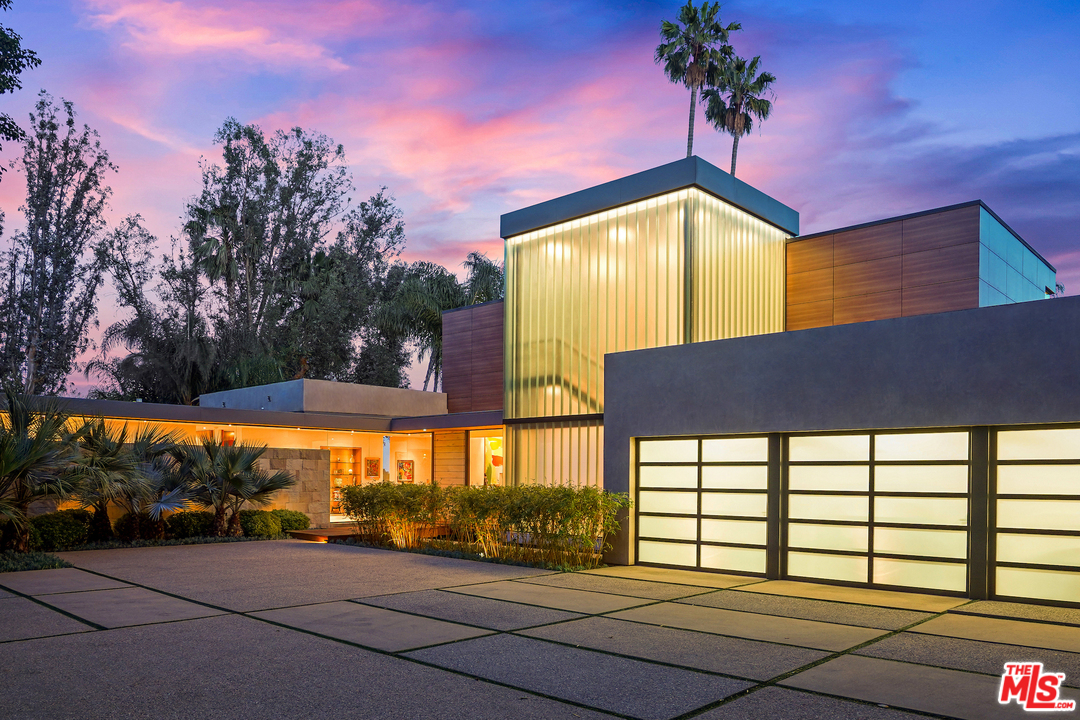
left=19, top=508, right=310, bottom=551
left=340, top=482, right=630, bottom=569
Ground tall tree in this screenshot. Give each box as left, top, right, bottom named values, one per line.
left=655, top=1, right=740, bottom=158
left=0, top=0, right=41, bottom=179
left=703, top=54, right=776, bottom=176
left=0, top=93, right=112, bottom=395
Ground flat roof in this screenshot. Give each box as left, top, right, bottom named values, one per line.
left=500, top=156, right=799, bottom=238
left=793, top=200, right=1056, bottom=272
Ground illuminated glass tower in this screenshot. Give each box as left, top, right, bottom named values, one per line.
left=500, top=156, right=799, bottom=487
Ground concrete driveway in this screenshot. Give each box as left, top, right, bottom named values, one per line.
left=0, top=540, right=1077, bottom=719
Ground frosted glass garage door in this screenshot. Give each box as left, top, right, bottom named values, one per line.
left=995, top=428, right=1080, bottom=603
left=787, top=431, right=969, bottom=592
left=637, top=436, right=768, bottom=574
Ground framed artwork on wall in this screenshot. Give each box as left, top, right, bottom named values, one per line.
left=397, top=459, right=414, bottom=483
left=365, top=457, right=381, bottom=479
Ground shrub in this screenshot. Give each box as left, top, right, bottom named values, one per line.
left=29, top=509, right=92, bottom=552
left=166, top=511, right=215, bottom=539
left=0, top=551, right=73, bottom=572
left=238, top=509, right=282, bottom=538
left=269, top=509, right=310, bottom=533
left=341, top=482, right=445, bottom=549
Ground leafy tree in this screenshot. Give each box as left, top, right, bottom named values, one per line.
left=352, top=263, right=410, bottom=388
left=0, top=0, right=41, bottom=178
left=0, top=92, right=112, bottom=395
left=0, top=392, right=77, bottom=552
left=703, top=55, right=776, bottom=176
left=655, top=1, right=740, bottom=158
left=378, top=252, right=504, bottom=391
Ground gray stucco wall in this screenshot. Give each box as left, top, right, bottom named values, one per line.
left=602, top=296, right=1080, bottom=562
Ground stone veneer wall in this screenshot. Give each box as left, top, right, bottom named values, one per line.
left=261, top=448, right=331, bottom=528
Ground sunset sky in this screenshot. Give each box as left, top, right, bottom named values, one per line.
left=2, top=0, right=1079, bottom=390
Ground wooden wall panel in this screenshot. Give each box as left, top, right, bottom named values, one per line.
left=786, top=300, right=832, bottom=331
left=902, top=280, right=980, bottom=316
left=786, top=205, right=983, bottom=332
left=442, top=300, right=504, bottom=413
left=902, top=205, right=980, bottom=254
left=787, top=235, right=833, bottom=274
left=834, top=291, right=902, bottom=325
left=902, top=243, right=979, bottom=288
left=833, top=256, right=902, bottom=298
left=833, top=222, right=902, bottom=266
left=433, top=430, right=466, bottom=486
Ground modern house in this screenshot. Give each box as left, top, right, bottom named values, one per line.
left=63, top=155, right=1079, bottom=607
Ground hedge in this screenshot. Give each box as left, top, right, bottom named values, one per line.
left=238, top=509, right=282, bottom=538
left=341, top=482, right=630, bottom=569
left=29, top=509, right=92, bottom=552
left=270, top=509, right=310, bottom=532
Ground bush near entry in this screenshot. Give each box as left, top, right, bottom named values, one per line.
left=29, top=509, right=92, bottom=552
left=165, top=511, right=216, bottom=539
left=341, top=482, right=631, bottom=569
left=238, top=509, right=282, bottom=538
left=270, top=509, right=310, bottom=532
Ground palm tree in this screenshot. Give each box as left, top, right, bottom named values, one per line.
left=378, top=253, right=504, bottom=391
left=113, top=424, right=186, bottom=540
left=0, top=392, right=78, bottom=552
left=655, top=1, right=740, bottom=158
left=69, top=419, right=148, bottom=542
left=703, top=55, right=776, bottom=176
left=177, top=439, right=293, bottom=537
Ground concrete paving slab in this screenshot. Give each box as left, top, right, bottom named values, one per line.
left=679, top=590, right=932, bottom=630
left=912, top=613, right=1080, bottom=653
left=0, top=567, right=130, bottom=596
left=608, top=602, right=888, bottom=651
left=696, top=686, right=928, bottom=719
left=58, top=540, right=548, bottom=611
left=781, top=654, right=1033, bottom=719
left=358, top=589, right=583, bottom=630
left=251, top=600, right=492, bottom=651
left=447, top=580, right=653, bottom=614
left=0, top=597, right=94, bottom=641
left=856, top=632, right=1080, bottom=688
left=406, top=632, right=750, bottom=720
left=40, top=587, right=226, bottom=628
left=955, top=600, right=1080, bottom=627
left=518, top=572, right=716, bottom=600
left=740, top=580, right=967, bottom=612
left=583, top=565, right=761, bottom=589
left=0, top=589, right=12, bottom=599
left=519, top=616, right=828, bottom=680
left=0, top=614, right=619, bottom=720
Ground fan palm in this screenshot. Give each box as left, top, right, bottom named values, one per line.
left=69, top=418, right=149, bottom=542
left=703, top=55, right=776, bottom=176
left=112, top=424, right=186, bottom=540
left=0, top=392, right=78, bottom=552
left=655, top=1, right=740, bottom=158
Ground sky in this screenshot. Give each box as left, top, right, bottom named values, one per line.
left=2, top=0, right=1079, bottom=392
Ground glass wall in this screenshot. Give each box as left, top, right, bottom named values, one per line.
left=505, top=419, right=603, bottom=488
left=979, top=208, right=1056, bottom=306
left=995, top=428, right=1080, bottom=603
left=469, top=430, right=505, bottom=486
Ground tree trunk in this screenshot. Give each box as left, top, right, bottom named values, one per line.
left=0, top=519, right=31, bottom=553
left=22, top=334, right=38, bottom=395
left=227, top=508, right=243, bottom=537
left=212, top=505, right=229, bottom=537
left=90, top=503, right=114, bottom=542
left=730, top=134, right=741, bottom=177
left=422, top=352, right=436, bottom=392
left=686, top=86, right=698, bottom=158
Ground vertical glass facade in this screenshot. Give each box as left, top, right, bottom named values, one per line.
left=979, top=208, right=1056, bottom=306
left=504, top=187, right=787, bottom=487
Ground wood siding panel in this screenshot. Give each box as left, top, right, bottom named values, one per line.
left=902, top=242, right=980, bottom=288
left=833, top=256, right=902, bottom=298
left=902, top=280, right=980, bottom=317
left=442, top=301, right=504, bottom=413
left=787, top=267, right=833, bottom=305
left=833, top=222, right=902, bottom=266
left=902, top=205, right=980, bottom=254
left=786, top=300, right=833, bottom=331
left=433, top=430, right=466, bottom=486
left=833, top=291, right=902, bottom=325
left=787, top=235, right=834, bottom=274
